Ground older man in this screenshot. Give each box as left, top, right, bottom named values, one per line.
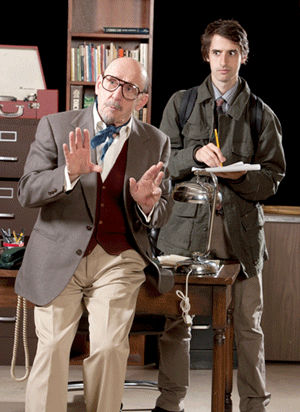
left=16, top=57, right=173, bottom=412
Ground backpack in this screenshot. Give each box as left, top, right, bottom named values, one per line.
left=178, top=86, right=263, bottom=149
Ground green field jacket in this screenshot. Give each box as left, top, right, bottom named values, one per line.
left=157, top=76, right=286, bottom=277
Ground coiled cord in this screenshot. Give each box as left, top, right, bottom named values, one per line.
left=10, top=295, right=30, bottom=382
left=176, top=269, right=193, bottom=325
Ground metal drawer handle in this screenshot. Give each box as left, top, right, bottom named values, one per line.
left=0, top=316, right=16, bottom=322
left=192, top=325, right=211, bottom=330
left=0, top=156, right=18, bottom=162
left=0, top=104, right=24, bottom=118
left=0, top=213, right=15, bottom=218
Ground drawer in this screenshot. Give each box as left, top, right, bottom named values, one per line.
left=0, top=118, right=39, bottom=178
left=0, top=180, right=39, bottom=235
left=0, top=307, right=36, bottom=338
left=0, top=308, right=37, bottom=366
left=0, top=337, right=37, bottom=365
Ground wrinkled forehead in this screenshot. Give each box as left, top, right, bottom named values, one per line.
left=104, top=59, right=145, bottom=89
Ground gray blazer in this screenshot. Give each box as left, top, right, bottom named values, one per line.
left=15, top=105, right=174, bottom=306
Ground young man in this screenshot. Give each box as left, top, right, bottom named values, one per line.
left=153, top=20, right=286, bottom=412
left=15, top=57, right=174, bottom=412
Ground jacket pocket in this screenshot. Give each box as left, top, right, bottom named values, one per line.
left=231, top=141, right=254, bottom=161
left=241, top=205, right=265, bottom=264
left=157, top=202, right=198, bottom=252
left=175, top=202, right=198, bottom=217
left=241, top=205, right=265, bottom=231
left=31, top=227, right=58, bottom=242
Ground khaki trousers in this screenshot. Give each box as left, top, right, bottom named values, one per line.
left=25, top=244, right=146, bottom=412
left=156, top=273, right=271, bottom=412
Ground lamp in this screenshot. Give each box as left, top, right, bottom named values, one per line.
left=172, top=170, right=222, bottom=276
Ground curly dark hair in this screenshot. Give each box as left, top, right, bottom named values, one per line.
left=201, top=19, right=249, bottom=63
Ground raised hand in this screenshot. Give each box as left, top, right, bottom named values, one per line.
left=129, top=162, right=164, bottom=216
left=63, top=128, right=102, bottom=182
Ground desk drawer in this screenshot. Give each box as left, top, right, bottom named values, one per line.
left=0, top=308, right=37, bottom=366
left=0, top=118, right=38, bottom=178
left=0, top=180, right=39, bottom=235
left=0, top=307, right=36, bottom=338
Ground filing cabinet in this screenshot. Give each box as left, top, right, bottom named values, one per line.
left=0, top=307, right=37, bottom=365
left=0, top=118, right=40, bottom=236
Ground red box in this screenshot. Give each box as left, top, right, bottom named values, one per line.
left=0, top=45, right=58, bottom=119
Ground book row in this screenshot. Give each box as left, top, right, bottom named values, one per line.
left=70, top=42, right=149, bottom=83
left=70, top=85, right=147, bottom=122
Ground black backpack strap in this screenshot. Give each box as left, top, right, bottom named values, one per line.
left=178, top=86, right=199, bottom=129
left=249, top=93, right=263, bottom=149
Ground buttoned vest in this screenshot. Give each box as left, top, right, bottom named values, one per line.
left=84, top=140, right=133, bottom=256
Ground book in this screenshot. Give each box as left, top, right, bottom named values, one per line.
left=192, top=162, right=261, bottom=174
left=70, top=42, right=148, bottom=82
left=103, top=27, right=149, bottom=35
left=70, top=85, right=83, bottom=110
left=83, top=89, right=95, bottom=108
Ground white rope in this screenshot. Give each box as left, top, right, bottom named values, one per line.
left=176, top=269, right=193, bottom=325
left=10, top=295, right=30, bottom=382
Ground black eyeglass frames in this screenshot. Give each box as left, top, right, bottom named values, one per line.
left=102, top=75, right=146, bottom=101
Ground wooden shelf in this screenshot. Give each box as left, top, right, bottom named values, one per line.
left=66, top=0, right=154, bottom=122
left=70, top=32, right=151, bottom=40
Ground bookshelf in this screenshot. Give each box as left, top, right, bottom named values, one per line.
left=66, top=0, right=154, bottom=123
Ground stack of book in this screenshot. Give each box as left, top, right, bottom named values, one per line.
left=70, top=42, right=149, bottom=83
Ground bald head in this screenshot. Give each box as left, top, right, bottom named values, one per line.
left=104, top=57, right=149, bottom=92
left=95, top=57, right=149, bottom=127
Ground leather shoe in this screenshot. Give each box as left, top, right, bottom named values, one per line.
left=152, top=407, right=184, bottom=412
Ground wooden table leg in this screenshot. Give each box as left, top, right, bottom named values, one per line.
left=212, top=327, right=226, bottom=412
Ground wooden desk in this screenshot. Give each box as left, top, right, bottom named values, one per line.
left=0, top=263, right=240, bottom=412
left=136, top=263, right=240, bottom=412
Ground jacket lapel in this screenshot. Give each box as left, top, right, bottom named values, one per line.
left=71, top=105, right=98, bottom=221
left=123, top=117, right=151, bottom=213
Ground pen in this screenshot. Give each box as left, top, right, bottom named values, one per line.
left=214, top=128, right=223, bottom=166
left=17, top=229, right=25, bottom=243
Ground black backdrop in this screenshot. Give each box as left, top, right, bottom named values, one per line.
left=2, top=1, right=297, bottom=206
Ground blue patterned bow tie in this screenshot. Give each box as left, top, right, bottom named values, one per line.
left=90, top=120, right=130, bottom=161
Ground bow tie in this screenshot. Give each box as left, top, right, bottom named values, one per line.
left=90, top=120, right=130, bottom=161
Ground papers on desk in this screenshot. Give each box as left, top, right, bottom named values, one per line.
left=192, top=161, right=261, bottom=174
left=158, top=254, right=220, bottom=268
left=158, top=254, right=190, bottom=267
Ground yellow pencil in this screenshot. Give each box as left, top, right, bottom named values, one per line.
left=12, top=230, right=18, bottom=242
left=214, top=128, right=223, bottom=166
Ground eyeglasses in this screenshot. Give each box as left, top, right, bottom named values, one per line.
left=102, top=75, right=143, bottom=101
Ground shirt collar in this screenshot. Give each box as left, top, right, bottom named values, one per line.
left=212, top=79, right=239, bottom=106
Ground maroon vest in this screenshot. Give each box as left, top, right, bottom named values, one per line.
left=84, top=140, right=133, bottom=256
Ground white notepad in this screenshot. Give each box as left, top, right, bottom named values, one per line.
left=192, top=161, right=261, bottom=174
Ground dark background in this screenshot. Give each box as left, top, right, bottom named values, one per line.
left=2, top=1, right=297, bottom=206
